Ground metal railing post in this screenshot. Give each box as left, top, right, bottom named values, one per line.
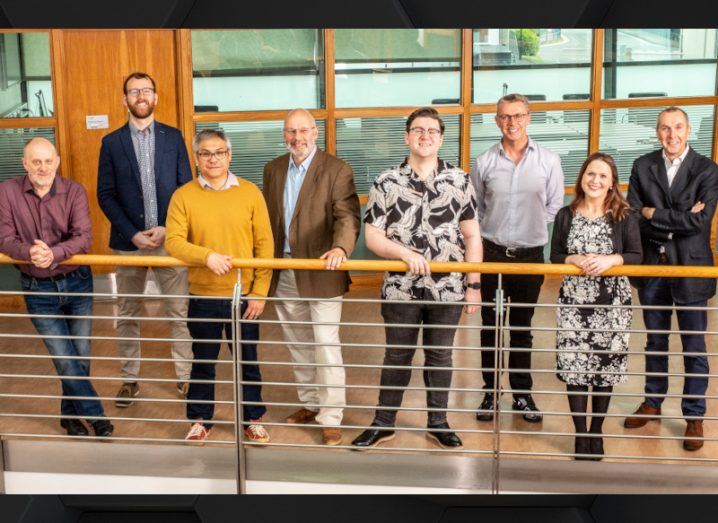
left=491, top=273, right=504, bottom=495
left=231, top=283, right=246, bottom=494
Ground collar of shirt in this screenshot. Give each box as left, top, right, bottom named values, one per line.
left=662, top=144, right=690, bottom=172
left=497, top=137, right=536, bottom=160
left=129, top=119, right=155, bottom=137
left=288, top=145, right=318, bottom=174
left=197, top=171, right=239, bottom=191
left=22, top=175, right=65, bottom=198
left=399, top=157, right=447, bottom=182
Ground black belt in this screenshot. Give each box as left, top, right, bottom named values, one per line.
left=21, top=269, right=82, bottom=283
left=483, top=239, right=543, bottom=259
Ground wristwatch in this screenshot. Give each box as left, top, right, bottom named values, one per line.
left=466, top=282, right=482, bottom=290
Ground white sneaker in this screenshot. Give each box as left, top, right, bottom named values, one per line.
left=185, top=422, right=211, bottom=444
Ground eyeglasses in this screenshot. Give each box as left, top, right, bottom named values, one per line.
left=497, top=113, right=528, bottom=123
left=126, top=87, right=155, bottom=97
left=197, top=149, right=229, bottom=161
left=283, top=127, right=316, bottom=136
left=408, top=127, right=442, bottom=137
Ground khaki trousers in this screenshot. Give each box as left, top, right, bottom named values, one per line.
left=274, top=268, right=345, bottom=426
left=115, top=246, right=192, bottom=382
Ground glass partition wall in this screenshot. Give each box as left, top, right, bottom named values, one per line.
left=187, top=29, right=717, bottom=195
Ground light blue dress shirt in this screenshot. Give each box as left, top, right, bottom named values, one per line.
left=283, top=146, right=317, bottom=253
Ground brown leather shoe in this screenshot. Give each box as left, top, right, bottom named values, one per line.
left=624, top=402, right=661, bottom=429
left=322, top=428, right=343, bottom=446
left=285, top=408, right=317, bottom=424
left=684, top=420, right=704, bottom=451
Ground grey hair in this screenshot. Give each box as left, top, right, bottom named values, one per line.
left=193, top=129, right=232, bottom=153
left=496, top=93, right=530, bottom=112
left=656, top=106, right=690, bottom=129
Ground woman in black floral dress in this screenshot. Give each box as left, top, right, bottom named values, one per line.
left=550, top=152, right=642, bottom=461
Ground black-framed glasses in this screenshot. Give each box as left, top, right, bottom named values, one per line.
left=497, top=113, right=529, bottom=123
left=408, top=127, right=442, bottom=137
left=126, top=87, right=155, bottom=97
left=197, top=149, right=229, bottom=161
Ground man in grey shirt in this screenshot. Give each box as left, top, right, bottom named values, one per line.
left=470, top=93, right=564, bottom=423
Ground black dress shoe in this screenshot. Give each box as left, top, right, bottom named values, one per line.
left=351, top=427, right=395, bottom=449
left=427, top=422, right=463, bottom=448
left=60, top=418, right=89, bottom=437
left=589, top=435, right=604, bottom=461
left=476, top=392, right=495, bottom=422
left=91, top=419, right=114, bottom=438
left=574, top=435, right=591, bottom=460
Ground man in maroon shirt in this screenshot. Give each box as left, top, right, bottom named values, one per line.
left=0, top=137, right=113, bottom=439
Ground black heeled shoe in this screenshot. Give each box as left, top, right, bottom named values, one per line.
left=589, top=435, right=604, bottom=461
left=574, top=435, right=591, bottom=460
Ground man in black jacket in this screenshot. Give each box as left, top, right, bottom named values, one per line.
left=625, top=106, right=718, bottom=451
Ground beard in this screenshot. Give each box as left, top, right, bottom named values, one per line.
left=128, top=100, right=155, bottom=119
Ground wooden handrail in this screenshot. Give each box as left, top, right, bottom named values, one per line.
left=1, top=254, right=717, bottom=278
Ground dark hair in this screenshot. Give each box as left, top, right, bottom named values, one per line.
left=123, top=72, right=156, bottom=94
left=405, top=107, right=445, bottom=134
left=570, top=152, right=631, bottom=222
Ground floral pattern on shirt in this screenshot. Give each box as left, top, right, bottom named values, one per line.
left=364, top=159, right=477, bottom=301
left=556, top=214, right=632, bottom=386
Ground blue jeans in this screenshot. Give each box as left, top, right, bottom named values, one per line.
left=187, top=297, right=266, bottom=428
left=21, top=266, right=106, bottom=419
left=638, top=277, right=709, bottom=417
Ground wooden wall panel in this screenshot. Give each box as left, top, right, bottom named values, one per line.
left=58, top=30, right=179, bottom=259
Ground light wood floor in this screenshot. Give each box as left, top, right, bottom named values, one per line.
left=0, top=277, right=715, bottom=465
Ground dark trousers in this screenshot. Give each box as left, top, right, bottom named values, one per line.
left=373, top=300, right=463, bottom=427
left=638, top=277, right=708, bottom=417
left=480, top=240, right=545, bottom=396
left=187, top=297, right=266, bottom=428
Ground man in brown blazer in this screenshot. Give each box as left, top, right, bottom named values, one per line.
left=263, top=108, right=360, bottom=446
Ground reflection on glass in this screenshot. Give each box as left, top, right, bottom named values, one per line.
left=335, top=29, right=461, bottom=108
left=0, top=127, right=55, bottom=182
left=470, top=110, right=590, bottom=185
left=0, top=33, right=53, bottom=118
left=599, top=105, right=714, bottom=182
left=603, top=29, right=718, bottom=98
left=336, top=115, right=460, bottom=194
left=195, top=121, right=325, bottom=189
left=473, top=29, right=592, bottom=103
left=191, top=30, right=324, bottom=112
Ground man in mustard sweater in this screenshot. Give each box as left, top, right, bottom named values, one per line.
left=166, top=129, right=274, bottom=444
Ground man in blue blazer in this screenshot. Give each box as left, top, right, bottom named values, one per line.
left=625, top=106, right=718, bottom=451
left=97, top=72, right=193, bottom=407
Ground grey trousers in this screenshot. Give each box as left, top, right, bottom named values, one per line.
left=373, top=300, right=463, bottom=427
left=115, top=246, right=192, bottom=382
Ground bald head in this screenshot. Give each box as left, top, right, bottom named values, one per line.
left=23, top=137, right=60, bottom=194
left=283, top=108, right=318, bottom=163
left=24, top=137, right=58, bottom=158
left=284, top=108, right=316, bottom=128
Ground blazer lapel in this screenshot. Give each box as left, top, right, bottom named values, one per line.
left=669, top=148, right=695, bottom=200
left=153, top=123, right=166, bottom=183
left=272, top=154, right=290, bottom=246
left=289, top=148, right=323, bottom=227
left=119, top=124, right=142, bottom=186
left=648, top=153, right=671, bottom=203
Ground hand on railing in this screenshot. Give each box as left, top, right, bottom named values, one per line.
left=206, top=252, right=234, bottom=275
left=29, top=240, right=54, bottom=269
left=319, top=247, right=347, bottom=271
left=401, top=251, right=431, bottom=276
